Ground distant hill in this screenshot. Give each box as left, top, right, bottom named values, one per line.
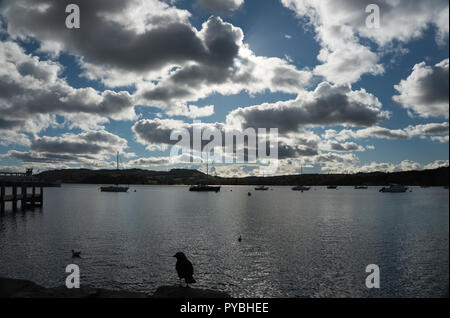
left=37, top=167, right=449, bottom=186
left=37, top=168, right=206, bottom=185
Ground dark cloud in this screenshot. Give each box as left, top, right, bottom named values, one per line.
left=3, top=1, right=312, bottom=116
left=271, top=66, right=309, bottom=90
left=227, top=82, right=388, bottom=133
left=4, top=0, right=207, bottom=72
left=4, top=150, right=88, bottom=163
left=278, top=142, right=318, bottom=159
left=369, top=128, right=409, bottom=140
left=408, top=122, right=449, bottom=136
left=142, top=86, right=193, bottom=103
left=316, top=153, right=358, bottom=164
left=24, top=130, right=126, bottom=159
left=132, top=118, right=320, bottom=161
left=31, top=137, right=109, bottom=155
left=79, top=130, right=126, bottom=145
left=132, top=118, right=235, bottom=152
left=329, top=123, right=448, bottom=142
left=137, top=15, right=248, bottom=108
left=420, top=125, right=448, bottom=135
left=416, top=63, right=449, bottom=105
left=17, top=61, right=57, bottom=82
left=0, top=117, right=24, bottom=130
left=0, top=40, right=135, bottom=137
left=3, top=0, right=247, bottom=81
left=1, top=83, right=134, bottom=119
left=394, top=59, right=449, bottom=118
left=2, top=130, right=129, bottom=167
left=132, top=119, right=188, bottom=146
left=330, top=142, right=363, bottom=152
left=0, top=75, right=26, bottom=98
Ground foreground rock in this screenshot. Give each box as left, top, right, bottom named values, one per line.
left=153, top=286, right=230, bottom=298
left=0, top=278, right=230, bottom=298
left=0, top=277, right=148, bottom=298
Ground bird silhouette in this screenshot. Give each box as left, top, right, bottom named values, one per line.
left=71, top=250, right=81, bottom=258
left=238, top=235, right=242, bottom=242
left=173, top=252, right=196, bottom=287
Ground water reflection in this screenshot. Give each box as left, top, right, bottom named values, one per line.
left=0, top=185, right=448, bottom=297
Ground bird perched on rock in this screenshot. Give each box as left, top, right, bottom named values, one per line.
left=173, top=252, right=196, bottom=287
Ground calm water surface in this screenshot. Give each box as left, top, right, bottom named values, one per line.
left=0, top=185, right=448, bottom=297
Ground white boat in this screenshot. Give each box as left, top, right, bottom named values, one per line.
left=255, top=185, right=269, bottom=191
left=379, top=184, right=408, bottom=193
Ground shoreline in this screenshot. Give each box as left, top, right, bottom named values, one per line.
left=0, top=277, right=231, bottom=298
left=30, top=167, right=449, bottom=187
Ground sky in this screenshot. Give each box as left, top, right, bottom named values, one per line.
left=0, top=0, right=449, bottom=177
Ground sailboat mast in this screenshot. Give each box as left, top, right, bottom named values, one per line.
left=117, top=151, right=119, bottom=170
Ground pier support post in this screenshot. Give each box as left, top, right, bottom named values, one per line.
left=21, top=185, right=27, bottom=211
left=12, top=185, right=17, bottom=212
left=0, top=184, right=4, bottom=213
left=40, top=186, right=44, bottom=207
left=31, top=186, right=36, bottom=208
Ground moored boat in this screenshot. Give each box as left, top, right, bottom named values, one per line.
left=292, top=185, right=311, bottom=191
left=101, top=152, right=129, bottom=193
left=189, top=184, right=221, bottom=192
left=101, top=185, right=129, bottom=192
left=379, top=184, right=408, bottom=193
left=189, top=152, right=220, bottom=192
left=354, top=185, right=368, bottom=189
left=327, top=185, right=338, bottom=189
left=255, top=185, right=269, bottom=191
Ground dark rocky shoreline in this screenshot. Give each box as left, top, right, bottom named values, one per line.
left=0, top=277, right=230, bottom=298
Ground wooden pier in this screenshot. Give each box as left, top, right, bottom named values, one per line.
left=0, top=170, right=44, bottom=213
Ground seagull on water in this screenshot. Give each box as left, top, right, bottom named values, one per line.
left=72, top=250, right=81, bottom=258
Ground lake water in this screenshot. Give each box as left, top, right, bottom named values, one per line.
left=0, top=184, right=448, bottom=298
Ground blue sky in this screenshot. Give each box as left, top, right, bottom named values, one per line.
left=0, top=0, right=448, bottom=176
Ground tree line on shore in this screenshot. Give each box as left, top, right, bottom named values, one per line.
left=37, top=167, right=449, bottom=187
